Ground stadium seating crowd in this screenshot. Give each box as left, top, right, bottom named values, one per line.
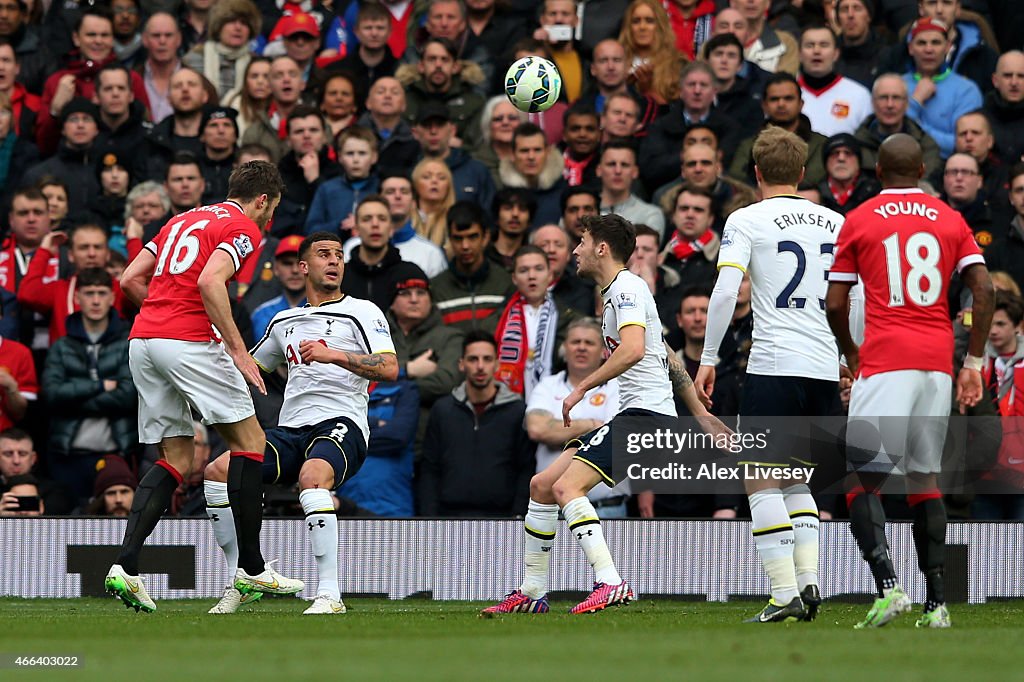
left=1, top=0, right=1023, bottom=521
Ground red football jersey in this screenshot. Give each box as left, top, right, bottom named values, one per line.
left=130, top=202, right=262, bottom=342
left=830, top=188, right=985, bottom=378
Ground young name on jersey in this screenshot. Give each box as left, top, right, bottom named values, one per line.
left=251, top=296, right=396, bottom=442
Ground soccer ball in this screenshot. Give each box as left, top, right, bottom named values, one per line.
left=504, top=56, right=562, bottom=113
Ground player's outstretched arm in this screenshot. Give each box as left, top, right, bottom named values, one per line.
left=198, top=250, right=266, bottom=395
left=119, top=248, right=157, bottom=307
left=562, top=324, right=644, bottom=426
left=958, top=263, right=995, bottom=410
left=696, top=265, right=743, bottom=405
left=825, top=281, right=858, bottom=376
left=298, top=340, right=400, bottom=381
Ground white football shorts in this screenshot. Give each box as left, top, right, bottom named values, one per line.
left=846, top=369, right=952, bottom=475
left=129, top=337, right=255, bottom=444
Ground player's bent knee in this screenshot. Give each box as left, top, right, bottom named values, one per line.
left=298, top=459, right=336, bottom=491
left=529, top=472, right=556, bottom=502
left=205, top=452, right=232, bottom=481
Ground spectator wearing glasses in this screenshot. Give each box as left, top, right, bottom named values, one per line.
left=853, top=72, right=942, bottom=178
left=942, top=152, right=996, bottom=255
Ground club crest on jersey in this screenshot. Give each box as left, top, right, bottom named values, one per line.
left=233, top=235, right=254, bottom=258
left=589, top=393, right=606, bottom=406
left=616, top=293, right=636, bottom=309
left=372, top=318, right=389, bottom=336
left=831, top=102, right=850, bottom=118
left=324, top=319, right=335, bottom=335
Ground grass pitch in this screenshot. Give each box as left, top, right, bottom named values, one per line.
left=1, top=597, right=1021, bottom=681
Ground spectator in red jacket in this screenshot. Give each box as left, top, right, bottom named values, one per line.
left=35, top=6, right=150, bottom=157
left=17, top=223, right=125, bottom=343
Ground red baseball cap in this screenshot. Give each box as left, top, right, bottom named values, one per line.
left=278, top=12, right=321, bottom=39
left=910, top=17, right=948, bottom=40
left=275, top=235, right=304, bottom=258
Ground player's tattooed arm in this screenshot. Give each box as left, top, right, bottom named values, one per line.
left=664, top=340, right=714, bottom=414
left=663, top=340, right=694, bottom=395
left=339, top=351, right=400, bottom=381
left=297, top=340, right=400, bottom=381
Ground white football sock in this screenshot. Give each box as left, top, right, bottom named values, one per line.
left=749, top=488, right=799, bottom=604
left=783, top=483, right=820, bottom=591
left=519, top=499, right=559, bottom=599
left=205, top=480, right=238, bottom=584
left=300, top=488, right=340, bottom=601
left=562, top=496, right=622, bottom=585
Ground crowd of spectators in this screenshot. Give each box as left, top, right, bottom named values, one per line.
left=1, top=0, right=1024, bottom=520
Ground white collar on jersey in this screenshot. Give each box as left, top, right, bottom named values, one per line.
left=224, top=200, right=244, bottom=211
left=879, top=188, right=924, bottom=195
left=303, top=295, right=346, bottom=308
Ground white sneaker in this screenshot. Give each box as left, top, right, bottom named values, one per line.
left=208, top=586, right=264, bottom=614
left=105, top=564, right=156, bottom=613
left=234, top=561, right=304, bottom=596
left=303, top=594, right=347, bottom=615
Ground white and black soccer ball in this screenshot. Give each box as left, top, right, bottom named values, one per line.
left=504, top=56, right=562, bottom=113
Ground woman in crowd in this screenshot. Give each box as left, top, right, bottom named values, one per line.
left=411, top=158, right=456, bottom=248
left=225, top=57, right=272, bottom=139
left=618, top=0, right=685, bottom=105
left=320, top=73, right=360, bottom=140
left=472, top=96, right=528, bottom=190
left=183, top=0, right=261, bottom=105
left=37, top=176, right=73, bottom=231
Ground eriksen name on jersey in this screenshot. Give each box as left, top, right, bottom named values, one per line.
left=772, top=212, right=841, bottom=233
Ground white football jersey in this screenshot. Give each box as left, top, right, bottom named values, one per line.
left=600, top=269, right=676, bottom=416
left=250, top=295, right=396, bottom=441
left=799, top=75, right=872, bottom=136
left=718, top=195, right=844, bottom=380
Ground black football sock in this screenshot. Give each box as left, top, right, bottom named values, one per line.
left=116, top=463, right=180, bottom=575
left=228, top=453, right=266, bottom=575
left=849, top=494, right=897, bottom=597
left=911, top=497, right=947, bottom=612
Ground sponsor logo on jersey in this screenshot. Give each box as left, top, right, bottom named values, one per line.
left=373, top=318, right=389, bottom=336
left=616, top=293, right=636, bottom=309
left=831, top=102, right=850, bottom=118
left=233, top=235, right=254, bottom=258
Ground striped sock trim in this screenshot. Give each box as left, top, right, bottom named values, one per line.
left=788, top=510, right=820, bottom=519
left=525, top=525, right=556, bottom=540
left=304, top=509, right=336, bottom=516
left=568, top=517, right=601, bottom=531
left=752, top=523, right=794, bottom=537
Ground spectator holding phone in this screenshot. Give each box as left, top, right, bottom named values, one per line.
left=0, top=428, right=74, bottom=515
left=0, top=473, right=43, bottom=516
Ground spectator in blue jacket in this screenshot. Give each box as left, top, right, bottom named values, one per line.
left=337, top=380, right=419, bottom=517
left=902, top=17, right=982, bottom=159
left=304, top=125, right=381, bottom=236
